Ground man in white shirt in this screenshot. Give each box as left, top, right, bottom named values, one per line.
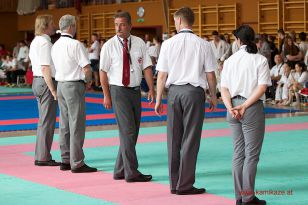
left=88, top=33, right=100, bottom=89
left=100, top=11, right=154, bottom=182
left=210, top=30, right=230, bottom=92
left=266, top=54, right=284, bottom=100
left=51, top=14, right=97, bottom=173
left=29, top=15, right=60, bottom=167
left=17, top=41, right=29, bottom=71
left=155, top=7, right=217, bottom=195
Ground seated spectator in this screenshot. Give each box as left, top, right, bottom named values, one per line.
left=266, top=54, right=284, bottom=101
left=286, top=62, right=308, bottom=106
left=276, top=62, right=292, bottom=105
left=3, top=55, right=18, bottom=85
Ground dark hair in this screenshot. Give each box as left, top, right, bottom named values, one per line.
left=212, top=30, right=219, bottom=36
left=295, top=61, right=307, bottom=73
left=114, top=11, right=131, bottom=25
left=299, top=32, right=307, bottom=41
left=92, top=33, right=98, bottom=37
left=277, top=29, right=285, bottom=35
left=174, top=7, right=195, bottom=26
left=234, top=25, right=258, bottom=54
left=284, top=61, right=294, bottom=69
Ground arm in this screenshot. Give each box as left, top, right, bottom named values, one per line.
left=99, top=70, right=112, bottom=109
left=221, top=86, right=239, bottom=119
left=155, top=71, right=168, bottom=116
left=41, top=65, right=57, bottom=100
left=143, top=66, right=155, bottom=104
left=231, top=85, right=268, bottom=118
left=83, top=64, right=92, bottom=84
left=205, top=71, right=217, bottom=111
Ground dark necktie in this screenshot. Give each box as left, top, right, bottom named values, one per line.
left=122, top=38, right=130, bottom=87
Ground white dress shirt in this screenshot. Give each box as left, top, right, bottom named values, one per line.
left=51, top=33, right=90, bottom=82
left=156, top=29, right=217, bottom=89
left=88, top=40, right=100, bottom=60
left=29, top=34, right=55, bottom=77
left=270, top=63, right=284, bottom=78
left=100, top=35, right=152, bottom=87
left=221, top=45, right=272, bottom=100
left=17, top=46, right=29, bottom=62
left=210, top=40, right=230, bottom=62
left=232, top=41, right=239, bottom=54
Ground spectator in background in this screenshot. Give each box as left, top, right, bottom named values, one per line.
left=12, top=42, right=20, bottom=58
left=268, top=35, right=278, bottom=68
left=289, top=30, right=297, bottom=45
left=282, top=35, right=302, bottom=68
left=286, top=62, right=308, bottom=106
left=277, top=29, right=286, bottom=54
left=144, top=33, right=151, bottom=48
left=298, top=32, right=308, bottom=59
left=210, top=30, right=230, bottom=93
left=224, top=33, right=231, bottom=44
left=276, top=62, right=292, bottom=105
left=231, top=30, right=239, bottom=54
left=100, top=38, right=107, bottom=49
left=0, top=44, right=8, bottom=57
left=266, top=54, right=284, bottom=101
left=17, top=41, right=29, bottom=71
left=88, top=33, right=101, bottom=90
left=4, top=55, right=18, bottom=85
left=258, top=34, right=271, bottom=67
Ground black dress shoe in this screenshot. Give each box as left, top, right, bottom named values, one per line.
left=126, top=174, right=152, bottom=182
left=113, top=175, right=125, bottom=180
left=236, top=199, right=242, bottom=205
left=34, top=160, right=61, bottom=166
left=171, top=189, right=176, bottom=194
left=71, top=164, right=97, bottom=173
left=242, top=196, right=266, bottom=205
left=176, top=187, right=206, bottom=195
left=60, top=163, right=71, bottom=171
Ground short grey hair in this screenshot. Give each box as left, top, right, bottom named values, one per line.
left=59, top=14, right=76, bottom=32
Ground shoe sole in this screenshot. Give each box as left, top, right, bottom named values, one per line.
left=71, top=170, right=97, bottom=173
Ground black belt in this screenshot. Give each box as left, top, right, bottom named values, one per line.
left=34, top=76, right=55, bottom=80
left=110, top=85, right=140, bottom=90
left=232, top=95, right=246, bottom=100
left=58, top=80, right=85, bottom=84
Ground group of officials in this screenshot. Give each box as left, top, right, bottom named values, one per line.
left=30, top=6, right=270, bottom=205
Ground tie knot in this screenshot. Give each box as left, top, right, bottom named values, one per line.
left=124, top=38, right=128, bottom=43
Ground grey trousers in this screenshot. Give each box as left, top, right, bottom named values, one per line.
left=32, top=78, right=57, bottom=161
left=57, top=81, right=86, bottom=169
left=227, top=99, right=265, bottom=203
left=167, top=84, right=205, bottom=191
left=110, top=85, right=141, bottom=179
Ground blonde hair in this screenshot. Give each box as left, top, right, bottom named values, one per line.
left=35, top=15, right=53, bottom=36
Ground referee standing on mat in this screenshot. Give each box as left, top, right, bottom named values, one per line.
left=29, top=15, right=60, bottom=167
left=155, top=7, right=217, bottom=195
left=52, top=14, right=97, bottom=173
left=221, top=25, right=271, bottom=205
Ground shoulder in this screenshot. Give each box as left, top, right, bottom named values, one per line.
left=131, top=35, right=146, bottom=46
left=103, top=36, right=117, bottom=49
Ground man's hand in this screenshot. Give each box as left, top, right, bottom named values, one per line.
left=147, top=89, right=155, bottom=104
left=51, top=90, right=57, bottom=101
left=231, top=103, right=247, bottom=119
left=154, top=100, right=163, bottom=116
left=208, top=95, right=218, bottom=112
left=103, top=95, right=112, bottom=109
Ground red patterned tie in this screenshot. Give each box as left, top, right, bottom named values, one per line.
left=122, top=38, right=130, bottom=87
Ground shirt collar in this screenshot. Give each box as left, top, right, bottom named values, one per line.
left=41, top=34, right=51, bottom=42
left=179, top=28, right=193, bottom=32
left=240, top=45, right=247, bottom=50
left=61, top=32, right=74, bottom=38
left=117, top=35, right=131, bottom=42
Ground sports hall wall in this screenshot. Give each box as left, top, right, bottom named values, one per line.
left=1, top=0, right=308, bottom=49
